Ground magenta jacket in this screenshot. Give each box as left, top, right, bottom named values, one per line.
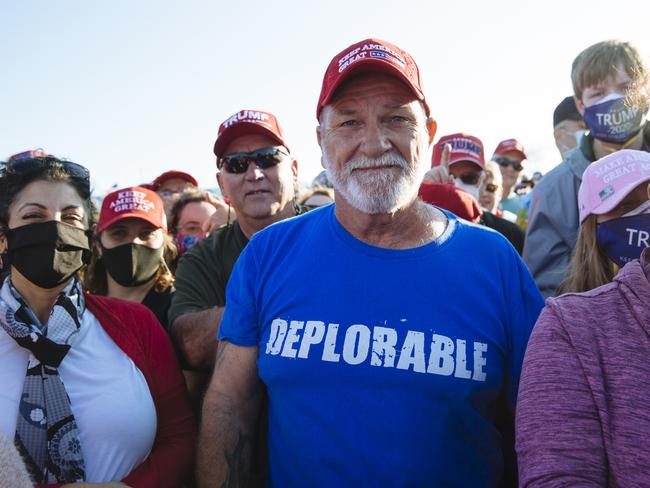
left=516, top=248, right=650, bottom=487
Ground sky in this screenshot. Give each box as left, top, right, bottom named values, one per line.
left=2, top=0, right=650, bottom=196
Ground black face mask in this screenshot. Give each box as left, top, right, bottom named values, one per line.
left=101, top=243, right=162, bottom=287
left=5, top=221, right=91, bottom=289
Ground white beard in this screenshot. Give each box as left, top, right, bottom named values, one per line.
left=322, top=149, right=427, bottom=215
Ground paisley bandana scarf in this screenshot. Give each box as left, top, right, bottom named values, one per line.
left=0, top=277, right=86, bottom=483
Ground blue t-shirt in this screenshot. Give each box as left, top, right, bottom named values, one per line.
left=219, top=204, right=544, bottom=487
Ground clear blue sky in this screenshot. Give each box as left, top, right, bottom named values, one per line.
left=2, top=0, right=649, bottom=196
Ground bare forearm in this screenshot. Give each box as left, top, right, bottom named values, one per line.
left=197, top=348, right=263, bottom=487
left=197, top=395, right=260, bottom=487
left=171, top=307, right=224, bottom=369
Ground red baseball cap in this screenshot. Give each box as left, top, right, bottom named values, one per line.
left=97, top=186, right=167, bottom=233
left=418, top=183, right=481, bottom=222
left=493, top=139, right=527, bottom=160
left=213, top=109, right=289, bottom=159
left=432, top=133, right=485, bottom=170
left=317, top=38, right=430, bottom=120
left=152, top=170, right=198, bottom=190
left=8, top=149, right=48, bottom=161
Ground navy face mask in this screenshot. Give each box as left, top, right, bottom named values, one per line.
left=583, top=93, right=646, bottom=144
left=596, top=213, right=650, bottom=267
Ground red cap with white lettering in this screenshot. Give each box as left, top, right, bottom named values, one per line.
left=213, top=109, right=289, bottom=160
left=96, top=186, right=167, bottom=232
left=317, top=38, right=430, bottom=120
left=432, top=133, right=485, bottom=170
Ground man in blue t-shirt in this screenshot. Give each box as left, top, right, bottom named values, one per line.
left=197, top=38, right=544, bottom=488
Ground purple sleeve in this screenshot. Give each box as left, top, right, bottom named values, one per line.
left=515, top=304, right=606, bottom=487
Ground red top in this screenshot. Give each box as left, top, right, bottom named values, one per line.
left=38, top=294, right=196, bottom=488
left=418, top=183, right=482, bottom=223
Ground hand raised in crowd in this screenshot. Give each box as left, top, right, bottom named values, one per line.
left=202, top=192, right=236, bottom=234
left=422, top=143, right=454, bottom=185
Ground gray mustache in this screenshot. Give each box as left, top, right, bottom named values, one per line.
left=346, top=154, right=409, bottom=174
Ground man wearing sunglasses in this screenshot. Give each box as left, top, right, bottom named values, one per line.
left=198, top=38, right=543, bottom=488
left=492, top=138, right=527, bottom=216
left=168, top=109, right=299, bottom=374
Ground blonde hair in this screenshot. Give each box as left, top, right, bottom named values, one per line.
left=558, top=214, right=618, bottom=294
left=571, top=40, right=649, bottom=104
left=83, top=233, right=177, bottom=295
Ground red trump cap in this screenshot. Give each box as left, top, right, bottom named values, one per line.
left=213, top=109, right=289, bottom=159
left=317, top=38, right=430, bottom=120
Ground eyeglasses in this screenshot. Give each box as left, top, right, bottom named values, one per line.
left=2, top=156, right=91, bottom=192
left=485, top=183, right=498, bottom=193
left=217, top=147, right=289, bottom=174
left=456, top=172, right=481, bottom=186
left=493, top=156, right=524, bottom=172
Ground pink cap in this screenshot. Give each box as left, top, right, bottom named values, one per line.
left=213, top=109, right=289, bottom=159
left=317, top=38, right=430, bottom=120
left=432, top=133, right=485, bottom=170
left=578, top=149, right=650, bottom=223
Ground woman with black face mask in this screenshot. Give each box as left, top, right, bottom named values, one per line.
left=0, top=153, right=195, bottom=487
left=516, top=149, right=650, bottom=485
left=84, top=186, right=176, bottom=331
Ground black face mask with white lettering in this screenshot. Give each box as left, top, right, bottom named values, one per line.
left=101, top=243, right=161, bottom=287
left=5, top=221, right=91, bottom=289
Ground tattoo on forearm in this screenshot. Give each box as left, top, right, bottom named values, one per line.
left=221, top=431, right=251, bottom=488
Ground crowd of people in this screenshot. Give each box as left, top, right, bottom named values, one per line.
left=0, top=36, right=649, bottom=488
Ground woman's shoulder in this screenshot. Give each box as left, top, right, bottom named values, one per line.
left=84, top=293, right=172, bottom=368
left=538, top=277, right=635, bottom=347
left=84, top=293, right=161, bottom=338
left=85, top=293, right=154, bottom=318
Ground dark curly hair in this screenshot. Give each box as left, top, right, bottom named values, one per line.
left=0, top=156, right=94, bottom=232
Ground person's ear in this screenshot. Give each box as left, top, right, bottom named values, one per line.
left=426, top=117, right=437, bottom=145
left=216, top=172, right=230, bottom=205
left=291, top=158, right=298, bottom=181
left=574, top=94, right=586, bottom=116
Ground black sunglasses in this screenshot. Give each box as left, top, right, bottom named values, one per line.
left=456, top=172, right=481, bottom=186
left=218, top=147, right=289, bottom=174
left=493, top=156, right=524, bottom=172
